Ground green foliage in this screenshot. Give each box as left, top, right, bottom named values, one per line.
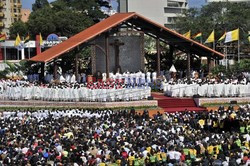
left=8, top=0, right=109, bottom=75
left=9, top=0, right=108, bottom=38
left=32, top=0, right=50, bottom=11
left=9, top=21, right=29, bottom=40
left=175, top=2, right=250, bottom=43
left=212, top=59, right=250, bottom=79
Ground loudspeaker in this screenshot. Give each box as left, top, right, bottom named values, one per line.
left=147, top=96, right=154, bottom=100
left=230, top=100, right=237, bottom=104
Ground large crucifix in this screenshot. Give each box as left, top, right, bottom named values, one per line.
left=110, top=39, right=124, bottom=73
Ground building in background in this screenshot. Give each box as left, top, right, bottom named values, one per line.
left=21, top=8, right=30, bottom=22
left=0, top=0, right=22, bottom=34
left=118, top=0, right=188, bottom=29
left=207, top=0, right=250, bottom=2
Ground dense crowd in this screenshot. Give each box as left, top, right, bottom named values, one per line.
left=0, top=105, right=249, bottom=165
left=162, top=77, right=250, bottom=97
left=0, top=79, right=151, bottom=102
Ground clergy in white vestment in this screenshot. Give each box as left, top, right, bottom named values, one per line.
left=70, top=74, right=76, bottom=83
left=146, top=72, right=151, bottom=83
left=102, top=73, right=107, bottom=82
left=59, top=75, right=66, bottom=83
left=141, top=73, right=146, bottom=84
left=123, top=72, right=128, bottom=84
left=65, top=74, right=71, bottom=83
left=82, top=73, right=86, bottom=83
left=135, top=72, right=140, bottom=85
left=152, top=72, right=157, bottom=82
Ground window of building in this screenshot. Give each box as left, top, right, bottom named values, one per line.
left=167, top=2, right=180, bottom=8
left=164, top=8, right=183, bottom=14
left=166, top=17, right=177, bottom=23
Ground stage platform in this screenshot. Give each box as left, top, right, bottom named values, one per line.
left=152, top=93, right=207, bottom=113
left=194, top=97, right=250, bottom=106
left=0, top=100, right=158, bottom=109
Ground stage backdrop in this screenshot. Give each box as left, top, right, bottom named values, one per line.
left=91, top=32, right=145, bottom=75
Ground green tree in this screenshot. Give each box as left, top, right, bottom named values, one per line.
left=32, top=0, right=50, bottom=11
left=8, top=0, right=111, bottom=76
left=175, top=2, right=250, bottom=43
left=9, top=21, right=28, bottom=40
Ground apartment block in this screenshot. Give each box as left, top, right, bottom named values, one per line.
left=0, top=0, right=22, bottom=34
left=118, top=0, right=188, bottom=29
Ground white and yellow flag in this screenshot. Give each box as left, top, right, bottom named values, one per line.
left=225, top=28, right=239, bottom=43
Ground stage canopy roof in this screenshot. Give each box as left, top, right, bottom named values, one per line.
left=30, top=12, right=224, bottom=62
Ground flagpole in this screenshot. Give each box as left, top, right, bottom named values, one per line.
left=225, top=43, right=228, bottom=70
left=17, top=48, right=19, bottom=60
left=238, top=38, right=240, bottom=63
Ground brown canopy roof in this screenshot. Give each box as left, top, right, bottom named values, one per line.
left=30, top=12, right=224, bottom=62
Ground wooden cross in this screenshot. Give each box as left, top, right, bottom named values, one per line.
left=110, top=39, right=124, bottom=73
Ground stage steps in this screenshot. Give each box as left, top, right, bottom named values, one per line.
left=152, top=93, right=207, bottom=113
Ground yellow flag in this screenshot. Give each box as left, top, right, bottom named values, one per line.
left=218, top=32, right=226, bottom=42
left=39, top=33, right=43, bottom=46
left=14, top=34, right=21, bottom=47
left=183, top=30, right=191, bottom=39
left=225, top=28, right=239, bottom=43
left=205, top=30, right=215, bottom=43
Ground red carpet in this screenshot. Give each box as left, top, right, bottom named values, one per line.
left=152, top=93, right=207, bottom=113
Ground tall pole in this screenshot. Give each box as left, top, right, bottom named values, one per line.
left=105, top=34, right=110, bottom=79
left=156, top=38, right=161, bottom=77
left=238, top=38, right=240, bottom=62
left=187, top=52, right=191, bottom=81
left=75, top=53, right=79, bottom=82
left=17, top=49, right=19, bottom=60
left=225, top=44, right=228, bottom=70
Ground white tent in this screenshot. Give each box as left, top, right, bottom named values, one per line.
left=169, top=65, right=177, bottom=73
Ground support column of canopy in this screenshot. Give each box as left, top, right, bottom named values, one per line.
left=75, top=53, right=79, bottom=82
left=187, top=52, right=191, bottom=80
left=156, top=38, right=160, bottom=77
left=40, top=62, right=45, bottom=82
left=169, top=45, right=174, bottom=66
left=207, top=57, right=211, bottom=74
left=105, top=34, right=110, bottom=79
left=53, top=59, right=58, bottom=80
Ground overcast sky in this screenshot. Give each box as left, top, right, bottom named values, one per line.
left=22, top=0, right=206, bottom=9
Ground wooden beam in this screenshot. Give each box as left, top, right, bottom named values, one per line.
left=105, top=34, right=110, bottom=79
left=187, top=53, right=191, bottom=80
left=156, top=38, right=161, bottom=77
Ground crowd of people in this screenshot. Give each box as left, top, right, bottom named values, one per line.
left=162, top=78, right=250, bottom=97
left=27, top=71, right=157, bottom=85
left=0, top=79, right=151, bottom=102
left=0, top=105, right=249, bottom=165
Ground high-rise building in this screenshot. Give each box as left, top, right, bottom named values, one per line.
left=207, top=0, right=250, bottom=2
left=21, top=8, right=30, bottom=22
left=0, top=0, right=22, bottom=34
left=118, top=0, right=188, bottom=29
